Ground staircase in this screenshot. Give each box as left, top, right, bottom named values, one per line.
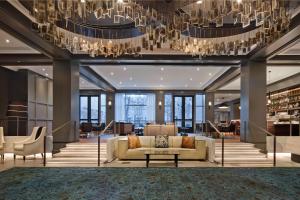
left=47, top=143, right=107, bottom=166
left=215, top=142, right=272, bottom=167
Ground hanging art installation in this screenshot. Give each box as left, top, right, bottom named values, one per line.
left=30, top=0, right=291, bottom=58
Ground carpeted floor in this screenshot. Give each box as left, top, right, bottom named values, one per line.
left=1, top=167, right=300, bottom=200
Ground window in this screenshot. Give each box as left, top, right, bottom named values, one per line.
left=196, top=94, right=205, bottom=123
left=80, top=96, right=88, bottom=123
left=115, top=93, right=155, bottom=127
left=164, top=94, right=172, bottom=123
left=80, top=95, right=99, bottom=124
left=101, top=94, right=106, bottom=124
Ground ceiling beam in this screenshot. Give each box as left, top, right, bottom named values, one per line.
left=204, top=67, right=240, bottom=92
left=0, top=54, right=52, bottom=66
left=249, top=12, right=300, bottom=61
left=78, top=54, right=243, bottom=66
left=80, top=66, right=116, bottom=92
left=0, top=1, right=70, bottom=59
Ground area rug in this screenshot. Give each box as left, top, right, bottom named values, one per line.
left=0, top=167, right=300, bottom=200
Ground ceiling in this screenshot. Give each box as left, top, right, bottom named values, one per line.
left=215, top=93, right=240, bottom=106
left=1, top=65, right=100, bottom=90
left=0, top=29, right=39, bottom=54
left=219, top=66, right=300, bottom=90
left=280, top=42, right=300, bottom=55
left=89, top=65, right=230, bottom=90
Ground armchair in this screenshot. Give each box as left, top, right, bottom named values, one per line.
left=0, top=127, right=4, bottom=160
left=13, top=127, right=46, bottom=160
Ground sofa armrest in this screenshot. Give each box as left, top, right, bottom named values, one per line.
left=195, top=140, right=206, bottom=159
left=118, top=139, right=128, bottom=159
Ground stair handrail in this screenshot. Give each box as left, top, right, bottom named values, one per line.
left=98, top=120, right=115, bottom=167
left=43, top=120, right=76, bottom=167
left=206, top=120, right=224, bottom=167
left=248, top=121, right=277, bottom=167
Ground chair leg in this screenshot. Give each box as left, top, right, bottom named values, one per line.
left=13, top=154, right=16, bottom=160
left=41, top=153, right=44, bottom=158
left=23, top=156, right=26, bottom=161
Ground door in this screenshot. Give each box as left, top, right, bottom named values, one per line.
left=173, top=96, right=194, bottom=133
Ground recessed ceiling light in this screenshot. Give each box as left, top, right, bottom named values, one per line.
left=159, top=84, right=163, bottom=87
left=185, top=84, right=188, bottom=88
left=117, top=0, right=123, bottom=3
left=42, top=68, right=46, bottom=71
left=196, top=67, right=200, bottom=71
left=129, top=77, right=133, bottom=81
left=34, top=8, right=38, bottom=12
left=160, top=77, right=163, bottom=81
left=80, top=0, right=86, bottom=3
left=237, top=0, right=242, bottom=4
left=196, top=0, right=203, bottom=4
left=161, top=67, right=164, bottom=71
left=209, top=73, right=212, bottom=76
left=189, top=78, right=193, bottom=81
left=119, top=81, right=122, bottom=85
left=5, top=39, right=10, bottom=43
left=45, top=73, right=49, bottom=76
left=199, top=82, right=202, bottom=84
left=134, top=84, right=137, bottom=87
left=123, top=67, right=127, bottom=71
left=110, top=72, right=114, bottom=76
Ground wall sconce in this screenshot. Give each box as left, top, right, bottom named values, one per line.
left=158, top=101, right=162, bottom=109
left=238, top=106, right=241, bottom=110
left=208, top=101, right=212, bottom=109
left=108, top=100, right=112, bottom=109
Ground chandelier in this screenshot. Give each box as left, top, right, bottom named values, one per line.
left=30, top=0, right=291, bottom=58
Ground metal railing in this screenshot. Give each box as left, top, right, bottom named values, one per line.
left=44, top=120, right=76, bottom=166
left=97, top=120, right=115, bottom=166
left=248, top=121, right=277, bottom=167
left=206, top=120, right=224, bottom=167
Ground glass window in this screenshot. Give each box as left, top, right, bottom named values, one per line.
left=91, top=96, right=99, bottom=123
left=101, top=94, right=106, bottom=124
left=185, top=97, right=193, bottom=119
left=115, top=93, right=155, bottom=127
left=164, top=94, right=172, bottom=123
left=196, top=94, right=205, bottom=123
left=80, top=96, right=88, bottom=122
left=80, top=95, right=100, bottom=124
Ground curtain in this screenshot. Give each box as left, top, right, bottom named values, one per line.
left=115, top=93, right=125, bottom=122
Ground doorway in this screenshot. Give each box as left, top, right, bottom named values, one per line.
left=173, top=96, right=194, bottom=133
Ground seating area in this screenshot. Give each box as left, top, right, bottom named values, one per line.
left=0, top=126, right=52, bottom=162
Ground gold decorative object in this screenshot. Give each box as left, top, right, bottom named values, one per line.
left=30, top=0, right=291, bottom=57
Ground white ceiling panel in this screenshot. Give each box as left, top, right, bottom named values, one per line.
left=89, top=65, right=230, bottom=90
left=0, top=29, right=40, bottom=54
left=219, top=66, right=300, bottom=90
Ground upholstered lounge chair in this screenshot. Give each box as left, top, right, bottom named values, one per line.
left=13, top=127, right=46, bottom=160
left=0, top=127, right=4, bottom=161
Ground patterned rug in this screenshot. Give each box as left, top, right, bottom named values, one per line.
left=1, top=167, right=300, bottom=200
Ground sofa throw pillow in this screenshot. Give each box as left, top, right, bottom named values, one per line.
left=128, top=136, right=141, bottom=149
left=155, top=135, right=169, bottom=148
left=182, top=136, right=195, bottom=149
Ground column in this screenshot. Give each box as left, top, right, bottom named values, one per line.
left=53, top=60, right=79, bottom=149
left=240, top=61, right=266, bottom=150
left=205, top=92, right=214, bottom=123
left=106, top=92, right=115, bottom=124
left=155, top=91, right=164, bottom=124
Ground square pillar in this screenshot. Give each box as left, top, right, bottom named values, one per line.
left=240, top=61, right=266, bottom=150
left=53, top=60, right=79, bottom=148
left=205, top=92, right=214, bottom=123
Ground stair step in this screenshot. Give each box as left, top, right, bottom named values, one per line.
left=60, top=147, right=105, bottom=151
left=55, top=153, right=106, bottom=158
left=48, top=157, right=106, bottom=162
left=215, top=143, right=255, bottom=147
left=215, top=147, right=260, bottom=150
left=215, top=157, right=270, bottom=163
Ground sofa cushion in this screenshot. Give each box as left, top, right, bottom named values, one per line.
left=14, top=144, right=24, bottom=151
left=168, top=136, right=182, bottom=148
left=139, top=136, right=155, bottom=147
left=128, top=136, right=141, bottom=149
left=182, top=136, right=195, bottom=149
left=155, top=135, right=169, bottom=148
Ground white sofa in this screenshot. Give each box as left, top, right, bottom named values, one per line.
left=118, top=136, right=206, bottom=160
left=144, top=124, right=178, bottom=136
left=0, top=127, right=4, bottom=160
left=13, top=127, right=47, bottom=160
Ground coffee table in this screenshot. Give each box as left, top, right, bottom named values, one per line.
left=144, top=150, right=180, bottom=168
